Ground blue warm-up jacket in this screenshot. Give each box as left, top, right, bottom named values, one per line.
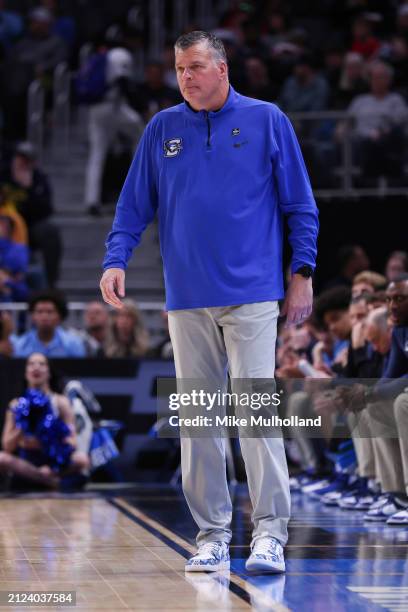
left=103, top=86, right=319, bottom=310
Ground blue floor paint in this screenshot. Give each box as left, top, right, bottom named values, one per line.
left=122, top=484, right=408, bottom=611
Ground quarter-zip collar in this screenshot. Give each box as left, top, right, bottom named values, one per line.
left=183, top=85, right=239, bottom=123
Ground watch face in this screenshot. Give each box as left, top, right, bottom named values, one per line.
left=296, top=266, right=313, bottom=278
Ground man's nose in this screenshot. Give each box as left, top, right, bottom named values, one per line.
left=181, top=68, right=192, bottom=80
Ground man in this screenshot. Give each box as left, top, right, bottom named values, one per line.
left=100, top=31, right=318, bottom=573
left=11, top=290, right=85, bottom=358
left=76, top=301, right=109, bottom=356
left=347, top=61, right=408, bottom=179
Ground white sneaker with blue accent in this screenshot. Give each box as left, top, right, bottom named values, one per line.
left=245, top=536, right=286, bottom=573
left=185, top=541, right=230, bottom=572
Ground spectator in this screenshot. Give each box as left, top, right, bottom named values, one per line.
left=81, top=46, right=145, bottom=216
left=380, top=36, right=408, bottom=98
left=325, top=244, right=370, bottom=289
left=278, top=53, right=330, bottom=112
left=40, top=0, right=76, bottom=52
left=211, top=29, right=247, bottom=92
left=1, top=142, right=62, bottom=287
left=242, top=56, right=279, bottom=101
left=350, top=13, right=381, bottom=60
left=2, top=7, right=67, bottom=139
left=396, top=4, right=408, bottom=45
left=0, top=352, right=89, bottom=489
left=0, top=185, right=28, bottom=245
left=104, top=299, right=149, bottom=358
left=323, top=44, right=344, bottom=98
left=0, top=215, right=29, bottom=302
left=336, top=52, right=368, bottom=109
left=351, top=270, right=387, bottom=298
left=0, top=309, right=13, bottom=357
left=76, top=301, right=109, bottom=356
left=0, top=0, right=23, bottom=52
left=385, top=250, right=408, bottom=282
left=10, top=290, right=86, bottom=358
left=345, top=61, right=408, bottom=179
left=12, top=7, right=67, bottom=76
left=260, top=10, right=291, bottom=53
left=133, top=60, right=181, bottom=122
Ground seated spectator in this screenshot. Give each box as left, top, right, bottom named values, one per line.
left=351, top=270, right=387, bottom=298
left=12, top=7, right=67, bottom=75
left=324, top=244, right=370, bottom=290
left=336, top=52, right=368, bottom=109
left=104, top=299, right=149, bottom=358
left=278, top=52, right=330, bottom=112
left=2, top=7, right=67, bottom=140
left=0, top=310, right=13, bottom=357
left=380, top=36, right=408, bottom=99
left=350, top=13, right=381, bottom=60
left=40, top=0, right=76, bottom=52
left=396, top=4, right=408, bottom=46
left=211, top=29, right=247, bottom=92
left=76, top=301, right=109, bottom=356
left=0, top=0, right=23, bottom=52
left=242, top=56, right=279, bottom=101
left=385, top=250, right=408, bottom=282
left=343, top=61, right=408, bottom=179
left=0, top=352, right=89, bottom=489
left=1, top=142, right=62, bottom=287
left=0, top=215, right=29, bottom=302
left=11, top=290, right=86, bottom=358
left=0, top=185, right=28, bottom=245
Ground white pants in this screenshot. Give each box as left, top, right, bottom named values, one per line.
left=168, top=301, right=291, bottom=547
left=84, top=100, right=144, bottom=205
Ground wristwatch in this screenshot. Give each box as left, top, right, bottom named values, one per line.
left=294, top=265, right=314, bottom=279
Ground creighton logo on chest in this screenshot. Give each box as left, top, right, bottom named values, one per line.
left=163, top=137, right=183, bottom=157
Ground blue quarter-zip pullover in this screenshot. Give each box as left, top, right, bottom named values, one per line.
left=103, top=86, right=319, bottom=310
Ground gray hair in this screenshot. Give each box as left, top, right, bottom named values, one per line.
left=175, top=30, right=227, bottom=65
left=366, top=307, right=388, bottom=332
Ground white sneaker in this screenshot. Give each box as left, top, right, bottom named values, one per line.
left=245, top=536, right=286, bottom=574
left=386, top=509, right=408, bottom=525
left=185, top=541, right=230, bottom=572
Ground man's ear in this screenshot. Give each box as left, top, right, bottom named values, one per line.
left=219, top=61, right=228, bottom=79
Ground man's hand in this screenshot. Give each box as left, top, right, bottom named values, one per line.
left=280, top=275, right=313, bottom=327
left=100, top=268, right=125, bottom=309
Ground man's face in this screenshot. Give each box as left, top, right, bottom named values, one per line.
left=85, top=302, right=108, bottom=329
left=323, top=309, right=351, bottom=340
left=386, top=256, right=406, bottom=282
left=386, top=280, right=408, bottom=326
left=31, top=301, right=61, bottom=333
left=349, top=300, right=368, bottom=327
left=175, top=43, right=226, bottom=110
